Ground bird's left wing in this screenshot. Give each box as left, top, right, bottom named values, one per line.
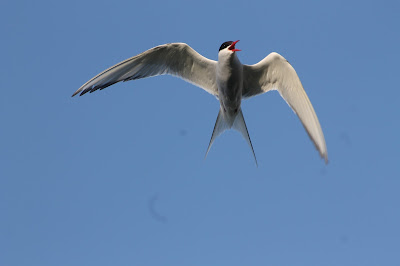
left=72, top=43, right=218, bottom=97
left=242, top=52, right=328, bottom=163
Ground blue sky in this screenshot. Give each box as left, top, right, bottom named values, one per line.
left=1, top=0, right=399, bottom=265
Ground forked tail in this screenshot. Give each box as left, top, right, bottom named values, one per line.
left=205, top=108, right=258, bottom=166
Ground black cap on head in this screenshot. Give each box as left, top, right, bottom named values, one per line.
left=219, top=41, right=233, bottom=51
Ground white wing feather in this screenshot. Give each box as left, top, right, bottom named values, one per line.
left=243, top=52, right=328, bottom=163
left=72, top=43, right=218, bottom=97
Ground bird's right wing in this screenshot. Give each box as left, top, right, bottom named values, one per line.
left=72, top=43, right=218, bottom=97
left=243, top=52, right=328, bottom=163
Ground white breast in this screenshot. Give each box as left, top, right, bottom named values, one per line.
left=216, top=51, right=243, bottom=114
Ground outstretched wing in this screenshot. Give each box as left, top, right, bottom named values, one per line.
left=243, top=52, right=328, bottom=163
left=73, top=43, right=218, bottom=97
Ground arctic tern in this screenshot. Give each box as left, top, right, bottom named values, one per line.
left=73, top=41, right=328, bottom=165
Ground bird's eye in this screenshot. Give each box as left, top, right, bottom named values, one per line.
left=219, top=41, right=233, bottom=51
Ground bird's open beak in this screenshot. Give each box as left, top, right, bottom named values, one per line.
left=228, top=40, right=241, bottom=52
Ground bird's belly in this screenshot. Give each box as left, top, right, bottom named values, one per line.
left=218, top=76, right=242, bottom=114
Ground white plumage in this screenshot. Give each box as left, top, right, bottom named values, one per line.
left=73, top=41, right=328, bottom=165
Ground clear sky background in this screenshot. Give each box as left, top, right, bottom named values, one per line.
left=1, top=0, right=399, bottom=265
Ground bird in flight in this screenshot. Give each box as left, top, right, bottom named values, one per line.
left=73, top=41, right=328, bottom=166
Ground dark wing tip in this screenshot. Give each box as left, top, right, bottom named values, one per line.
left=71, top=90, right=81, bottom=97
left=72, top=79, right=122, bottom=97
left=323, top=154, right=329, bottom=164
left=71, top=88, right=88, bottom=97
